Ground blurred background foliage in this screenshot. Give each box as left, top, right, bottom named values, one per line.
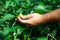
left=0, top=0, right=60, bottom=40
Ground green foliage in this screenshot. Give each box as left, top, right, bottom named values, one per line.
left=0, top=0, right=60, bottom=40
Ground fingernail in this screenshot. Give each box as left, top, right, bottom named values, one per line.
left=21, top=16, right=24, bottom=18
left=15, top=18, right=17, bottom=20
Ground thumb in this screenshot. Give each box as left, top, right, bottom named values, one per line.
left=21, top=14, right=32, bottom=19
left=17, top=17, right=29, bottom=24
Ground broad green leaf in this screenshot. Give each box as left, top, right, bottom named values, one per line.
left=5, top=0, right=11, bottom=9
left=0, top=14, right=15, bottom=25
left=34, top=4, right=46, bottom=13
left=2, top=27, right=10, bottom=36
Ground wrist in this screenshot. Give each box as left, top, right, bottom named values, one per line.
left=38, top=14, right=47, bottom=24
left=40, top=13, right=51, bottom=24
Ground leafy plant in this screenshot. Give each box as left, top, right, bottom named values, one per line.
left=0, top=0, right=60, bottom=40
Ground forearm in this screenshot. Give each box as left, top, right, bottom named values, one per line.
left=42, top=9, right=60, bottom=23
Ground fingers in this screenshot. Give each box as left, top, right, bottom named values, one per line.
left=17, top=17, right=29, bottom=24
left=21, top=14, right=32, bottom=19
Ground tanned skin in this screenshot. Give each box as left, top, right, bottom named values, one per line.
left=17, top=9, right=60, bottom=26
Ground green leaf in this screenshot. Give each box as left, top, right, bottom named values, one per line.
left=10, top=27, right=16, bottom=32
left=37, top=37, right=48, bottom=40
left=17, top=27, right=23, bottom=35
left=17, top=8, right=23, bottom=13
left=0, top=14, right=15, bottom=25
left=34, top=4, right=46, bottom=13
left=2, top=27, right=10, bottom=36
left=5, top=0, right=11, bottom=9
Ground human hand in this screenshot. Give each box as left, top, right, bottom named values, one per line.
left=17, top=13, right=44, bottom=26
